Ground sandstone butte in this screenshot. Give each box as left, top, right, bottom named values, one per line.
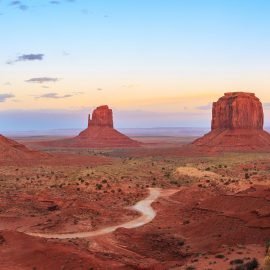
left=0, top=134, right=46, bottom=163
left=42, top=105, right=140, bottom=148
left=193, top=92, right=270, bottom=151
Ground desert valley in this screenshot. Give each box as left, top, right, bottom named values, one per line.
left=1, top=1, right=270, bottom=269
left=0, top=92, right=270, bottom=270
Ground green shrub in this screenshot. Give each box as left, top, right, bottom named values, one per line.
left=215, top=254, right=225, bottom=259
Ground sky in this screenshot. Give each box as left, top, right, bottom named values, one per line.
left=1, top=0, right=270, bottom=131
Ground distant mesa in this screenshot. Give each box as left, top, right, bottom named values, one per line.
left=193, top=92, right=270, bottom=151
left=42, top=105, right=140, bottom=148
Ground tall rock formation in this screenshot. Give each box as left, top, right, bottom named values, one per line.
left=211, top=92, right=264, bottom=130
left=87, top=105, right=113, bottom=128
left=193, top=92, right=270, bottom=151
left=42, top=105, right=140, bottom=148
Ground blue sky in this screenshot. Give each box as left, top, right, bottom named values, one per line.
left=1, top=0, right=270, bottom=131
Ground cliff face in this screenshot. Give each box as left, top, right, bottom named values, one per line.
left=211, top=92, right=264, bottom=130
left=193, top=92, right=270, bottom=151
left=88, top=105, right=113, bottom=128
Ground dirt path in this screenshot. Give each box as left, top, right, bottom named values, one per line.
left=24, top=188, right=161, bottom=239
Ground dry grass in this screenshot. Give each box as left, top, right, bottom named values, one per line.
left=175, top=166, right=220, bottom=179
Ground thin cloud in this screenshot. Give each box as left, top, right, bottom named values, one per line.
left=0, top=93, right=15, bottom=102
left=25, top=77, right=59, bottom=84
left=72, top=91, right=84, bottom=95
left=19, top=4, right=28, bottom=10
left=62, top=51, right=70, bottom=56
left=121, top=84, right=139, bottom=88
left=195, top=103, right=212, bottom=110
left=49, top=0, right=76, bottom=4
left=18, top=54, right=44, bottom=61
left=263, top=103, right=270, bottom=109
left=9, top=1, right=28, bottom=11
left=35, top=92, right=73, bottom=99
left=3, top=82, right=11, bottom=86
left=10, top=1, right=21, bottom=5
left=81, top=9, right=89, bottom=15
left=7, top=53, right=44, bottom=64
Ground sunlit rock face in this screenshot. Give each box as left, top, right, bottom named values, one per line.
left=87, top=105, right=113, bottom=128
left=193, top=92, right=270, bottom=151
left=211, top=92, right=264, bottom=130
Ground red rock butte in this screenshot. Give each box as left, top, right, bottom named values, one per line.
left=193, top=92, right=270, bottom=151
left=43, top=105, right=140, bottom=148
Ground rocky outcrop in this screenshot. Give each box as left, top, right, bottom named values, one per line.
left=0, top=134, right=47, bottom=163
left=42, top=105, right=140, bottom=148
left=193, top=92, right=270, bottom=151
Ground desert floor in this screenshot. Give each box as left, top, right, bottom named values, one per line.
left=0, top=135, right=269, bottom=270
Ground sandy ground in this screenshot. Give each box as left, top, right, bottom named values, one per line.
left=0, top=136, right=270, bottom=269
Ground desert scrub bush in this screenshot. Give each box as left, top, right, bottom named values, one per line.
left=230, top=258, right=244, bottom=265
left=96, top=183, right=102, bottom=190
left=229, top=258, right=259, bottom=270
left=246, top=258, right=259, bottom=269
left=215, top=254, right=225, bottom=259
left=170, top=180, right=178, bottom=185
left=186, top=266, right=196, bottom=270
left=164, top=171, right=171, bottom=178
left=177, top=239, right=185, bottom=246
left=265, top=238, right=270, bottom=254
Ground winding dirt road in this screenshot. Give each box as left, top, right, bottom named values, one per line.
left=25, top=188, right=161, bottom=239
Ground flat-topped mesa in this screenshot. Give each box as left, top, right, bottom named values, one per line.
left=192, top=92, right=270, bottom=151
left=88, top=105, right=113, bottom=128
left=211, top=92, right=264, bottom=130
